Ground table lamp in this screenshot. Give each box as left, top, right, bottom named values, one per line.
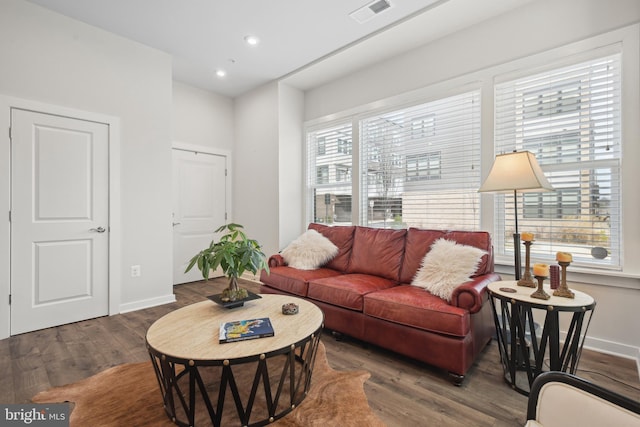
left=478, top=151, right=553, bottom=280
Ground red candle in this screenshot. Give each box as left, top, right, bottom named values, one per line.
left=550, top=265, right=560, bottom=289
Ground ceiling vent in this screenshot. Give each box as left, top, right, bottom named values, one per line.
left=349, top=0, right=392, bottom=24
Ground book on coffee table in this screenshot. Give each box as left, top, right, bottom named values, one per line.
left=219, top=317, right=275, bottom=343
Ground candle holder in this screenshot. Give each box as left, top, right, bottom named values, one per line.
left=517, top=241, right=536, bottom=287
left=553, top=261, right=575, bottom=298
left=531, top=275, right=550, bottom=300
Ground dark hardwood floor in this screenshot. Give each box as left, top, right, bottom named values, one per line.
left=1, top=279, right=638, bottom=426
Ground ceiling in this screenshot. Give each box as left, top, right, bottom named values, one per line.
left=25, top=0, right=532, bottom=98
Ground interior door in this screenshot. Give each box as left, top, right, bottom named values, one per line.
left=10, top=109, right=109, bottom=335
left=172, top=149, right=227, bottom=284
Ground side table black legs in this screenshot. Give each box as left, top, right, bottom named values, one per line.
left=488, top=281, right=595, bottom=395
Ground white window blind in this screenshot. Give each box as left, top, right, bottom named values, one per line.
left=360, top=91, right=481, bottom=230
left=494, top=53, right=621, bottom=268
left=307, top=123, right=353, bottom=225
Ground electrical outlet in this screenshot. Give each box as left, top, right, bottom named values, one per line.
left=131, top=265, right=141, bottom=277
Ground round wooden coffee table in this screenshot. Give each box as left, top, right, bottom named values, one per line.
left=146, top=294, right=324, bottom=427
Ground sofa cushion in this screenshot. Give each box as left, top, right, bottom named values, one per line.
left=307, top=274, right=397, bottom=311
left=364, top=285, right=470, bottom=337
left=411, top=238, right=487, bottom=302
left=307, top=223, right=355, bottom=272
left=281, top=229, right=338, bottom=270
left=261, top=266, right=342, bottom=297
left=399, top=228, right=447, bottom=283
left=345, top=227, right=407, bottom=281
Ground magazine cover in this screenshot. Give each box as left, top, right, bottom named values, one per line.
left=219, top=317, right=275, bottom=343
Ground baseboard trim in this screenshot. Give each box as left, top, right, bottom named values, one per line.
left=119, top=294, right=176, bottom=314
left=579, top=334, right=640, bottom=361
left=240, top=272, right=262, bottom=283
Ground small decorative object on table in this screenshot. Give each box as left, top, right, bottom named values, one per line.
left=531, top=263, right=550, bottom=300
left=219, top=317, right=275, bottom=343
left=550, top=265, right=560, bottom=289
left=554, top=252, right=575, bottom=298
left=518, top=232, right=536, bottom=288
left=282, top=303, right=299, bottom=315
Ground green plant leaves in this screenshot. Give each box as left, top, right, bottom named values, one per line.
left=183, top=223, right=269, bottom=281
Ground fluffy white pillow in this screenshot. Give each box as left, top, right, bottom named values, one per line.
left=281, top=229, right=339, bottom=270
left=411, top=238, right=486, bottom=302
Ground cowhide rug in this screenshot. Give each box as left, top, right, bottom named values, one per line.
left=33, top=341, right=385, bottom=426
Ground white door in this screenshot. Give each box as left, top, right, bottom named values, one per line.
left=10, top=109, right=109, bottom=335
left=172, top=149, right=227, bottom=284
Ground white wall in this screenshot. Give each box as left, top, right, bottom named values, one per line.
left=277, top=84, right=305, bottom=249
left=0, top=0, right=174, bottom=316
left=295, top=0, right=640, bottom=359
left=233, top=82, right=306, bottom=262
left=172, top=81, right=234, bottom=151
left=233, top=82, right=281, bottom=257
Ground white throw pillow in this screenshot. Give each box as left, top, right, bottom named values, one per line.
left=281, top=229, right=339, bottom=270
left=411, top=238, right=487, bottom=302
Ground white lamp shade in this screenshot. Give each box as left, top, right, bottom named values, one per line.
left=478, top=151, right=553, bottom=193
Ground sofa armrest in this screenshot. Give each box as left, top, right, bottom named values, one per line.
left=268, top=254, right=286, bottom=268
left=450, top=273, right=501, bottom=313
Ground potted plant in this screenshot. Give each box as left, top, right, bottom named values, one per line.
left=185, top=223, right=269, bottom=303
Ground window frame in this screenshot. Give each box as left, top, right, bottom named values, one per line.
left=493, top=50, right=622, bottom=271
left=303, top=25, right=640, bottom=286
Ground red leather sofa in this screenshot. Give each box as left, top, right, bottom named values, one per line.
left=259, top=223, right=501, bottom=384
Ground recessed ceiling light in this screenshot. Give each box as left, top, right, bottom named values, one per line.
left=244, top=35, right=260, bottom=46
left=215, top=69, right=226, bottom=78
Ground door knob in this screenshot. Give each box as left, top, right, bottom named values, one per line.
left=90, top=226, right=106, bottom=233
left=172, top=222, right=181, bottom=227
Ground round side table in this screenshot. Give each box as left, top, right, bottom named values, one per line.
left=487, top=281, right=595, bottom=395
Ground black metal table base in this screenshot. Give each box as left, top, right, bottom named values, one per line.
left=489, top=293, right=595, bottom=396
left=147, top=328, right=322, bottom=427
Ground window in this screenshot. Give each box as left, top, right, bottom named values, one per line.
left=523, top=189, right=580, bottom=219
left=360, top=91, right=481, bottom=229
left=337, top=138, right=352, bottom=154
left=307, top=123, right=353, bottom=224
left=406, top=152, right=441, bottom=181
left=316, top=166, right=329, bottom=184
left=411, top=114, right=436, bottom=139
left=317, top=137, right=326, bottom=155
left=495, top=53, right=621, bottom=268
left=336, top=165, right=351, bottom=182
